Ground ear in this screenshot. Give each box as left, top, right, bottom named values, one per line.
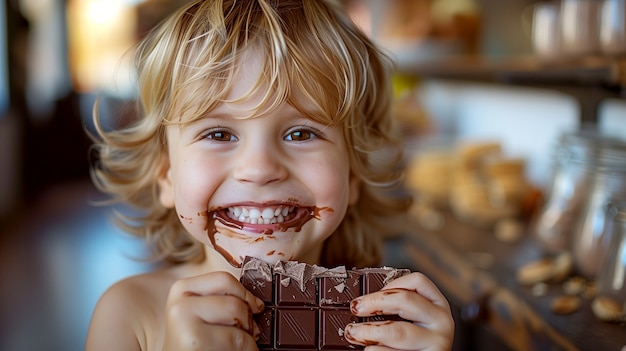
left=157, top=156, right=175, bottom=209
left=348, top=173, right=360, bottom=205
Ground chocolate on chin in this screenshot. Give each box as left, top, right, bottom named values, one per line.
left=240, top=256, right=411, bottom=350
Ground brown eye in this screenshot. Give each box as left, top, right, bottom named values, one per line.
left=285, top=129, right=315, bottom=142
left=205, top=130, right=237, bottom=142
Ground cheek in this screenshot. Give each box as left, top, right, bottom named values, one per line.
left=172, top=159, right=222, bottom=212
left=306, top=159, right=352, bottom=208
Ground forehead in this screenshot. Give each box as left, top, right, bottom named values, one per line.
left=225, top=47, right=271, bottom=109
left=175, top=46, right=327, bottom=124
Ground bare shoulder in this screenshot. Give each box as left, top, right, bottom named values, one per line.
left=85, top=270, right=177, bottom=351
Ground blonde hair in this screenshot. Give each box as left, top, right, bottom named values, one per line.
left=91, top=0, right=411, bottom=268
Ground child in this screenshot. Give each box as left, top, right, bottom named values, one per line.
left=85, top=0, right=454, bottom=350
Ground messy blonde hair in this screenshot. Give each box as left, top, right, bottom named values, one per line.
left=91, top=0, right=411, bottom=268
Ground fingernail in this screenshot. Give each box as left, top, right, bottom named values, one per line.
left=343, top=324, right=359, bottom=343
left=350, top=297, right=362, bottom=314
left=344, top=323, right=379, bottom=347
left=255, top=297, right=265, bottom=311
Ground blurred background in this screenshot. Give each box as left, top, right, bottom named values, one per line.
left=1, top=0, right=625, bottom=350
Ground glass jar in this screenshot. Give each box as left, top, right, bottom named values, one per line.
left=532, top=130, right=609, bottom=254
left=572, top=139, right=626, bottom=279
left=595, top=201, right=626, bottom=309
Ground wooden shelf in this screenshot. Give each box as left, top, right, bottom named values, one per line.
left=384, top=213, right=626, bottom=351
left=397, top=54, right=626, bottom=123
left=399, top=55, right=626, bottom=88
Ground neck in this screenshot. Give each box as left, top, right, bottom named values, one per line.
left=192, top=247, right=241, bottom=277
left=295, top=243, right=324, bottom=266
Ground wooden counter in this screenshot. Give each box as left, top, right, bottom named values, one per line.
left=383, top=213, right=626, bottom=351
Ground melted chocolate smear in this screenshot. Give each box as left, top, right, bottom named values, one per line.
left=201, top=206, right=333, bottom=268
left=179, top=214, right=194, bottom=224
left=198, top=210, right=242, bottom=268
left=382, top=290, right=400, bottom=296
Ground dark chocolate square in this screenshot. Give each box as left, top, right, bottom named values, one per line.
left=241, top=274, right=273, bottom=304
left=319, top=271, right=360, bottom=306
left=276, top=275, right=316, bottom=306
left=319, top=309, right=359, bottom=349
left=362, top=271, right=387, bottom=293
left=275, top=308, right=317, bottom=348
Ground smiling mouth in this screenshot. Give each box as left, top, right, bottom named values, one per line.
left=226, top=205, right=297, bottom=225
left=211, top=204, right=317, bottom=234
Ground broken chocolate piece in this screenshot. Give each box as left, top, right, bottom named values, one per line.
left=240, top=257, right=411, bottom=350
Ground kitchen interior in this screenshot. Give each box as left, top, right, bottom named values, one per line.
left=1, top=0, right=625, bottom=350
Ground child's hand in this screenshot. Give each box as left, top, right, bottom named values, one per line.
left=345, top=272, right=454, bottom=351
left=163, top=271, right=265, bottom=351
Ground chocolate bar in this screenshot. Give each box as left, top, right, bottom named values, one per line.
left=240, top=257, right=410, bottom=350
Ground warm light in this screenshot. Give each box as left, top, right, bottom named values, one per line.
left=67, top=0, right=139, bottom=95
left=85, top=0, right=122, bottom=25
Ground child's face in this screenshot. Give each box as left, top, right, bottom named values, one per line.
left=157, top=49, right=359, bottom=268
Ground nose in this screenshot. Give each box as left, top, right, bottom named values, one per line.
left=232, top=139, right=288, bottom=185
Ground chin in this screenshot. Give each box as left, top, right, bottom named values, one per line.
left=211, top=229, right=301, bottom=268
left=206, top=211, right=328, bottom=268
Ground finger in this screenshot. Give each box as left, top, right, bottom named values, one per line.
left=382, top=272, right=450, bottom=310
left=344, top=321, right=450, bottom=351
left=351, top=288, right=448, bottom=329
left=169, top=271, right=264, bottom=313
left=168, top=322, right=259, bottom=351
left=168, top=294, right=261, bottom=337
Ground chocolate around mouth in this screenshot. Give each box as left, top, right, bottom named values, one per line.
left=202, top=206, right=335, bottom=269
left=212, top=206, right=323, bottom=235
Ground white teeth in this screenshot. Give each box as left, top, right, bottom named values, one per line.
left=227, top=205, right=294, bottom=224
left=249, top=208, right=261, bottom=219
left=262, top=208, right=274, bottom=219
